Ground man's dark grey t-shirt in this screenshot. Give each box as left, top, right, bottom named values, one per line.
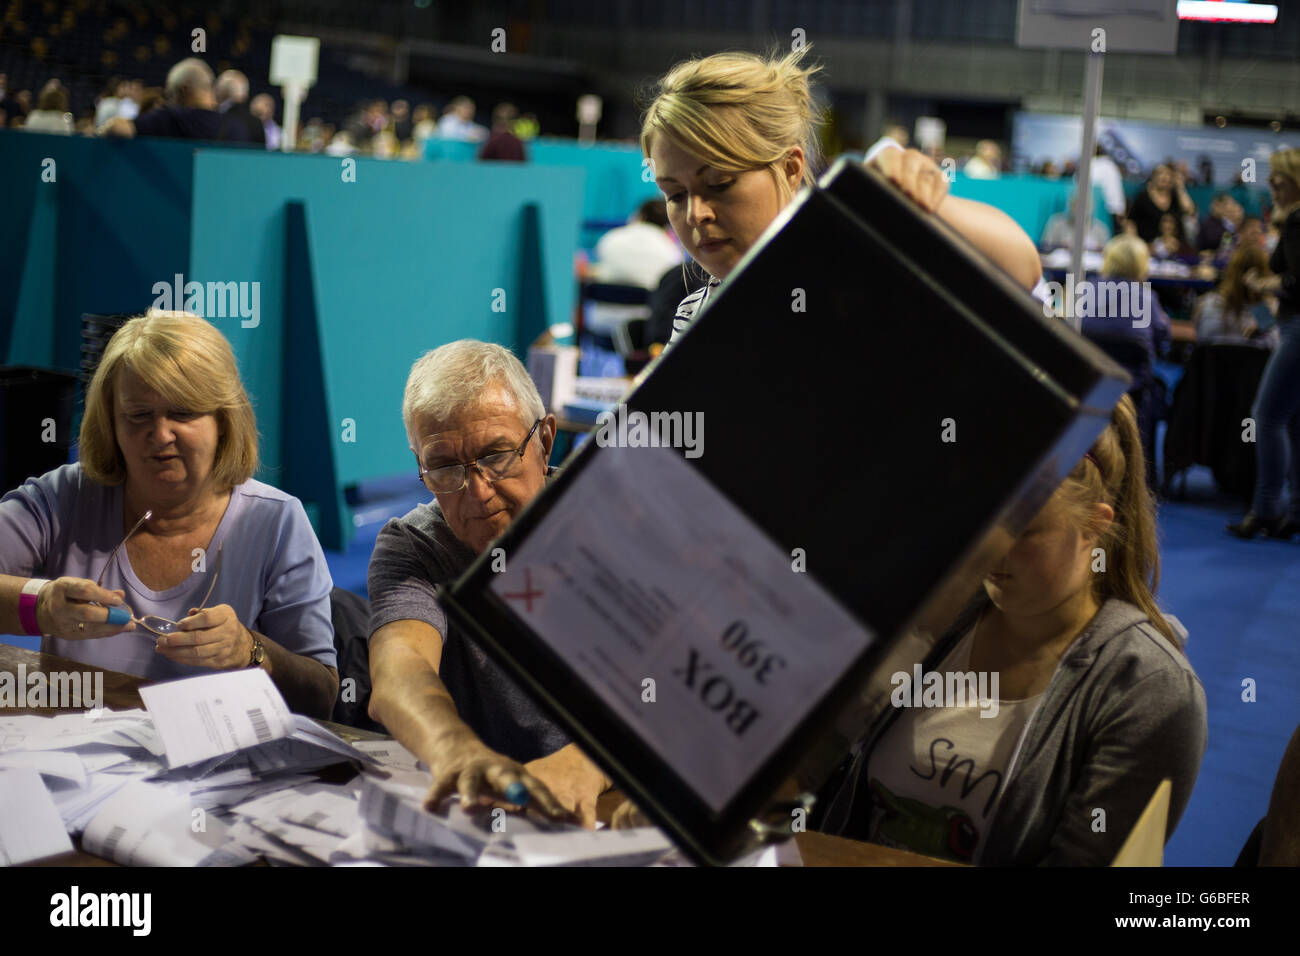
left=367, top=499, right=570, bottom=763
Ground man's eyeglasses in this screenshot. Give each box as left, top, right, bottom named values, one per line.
left=417, top=418, right=542, bottom=495
left=96, top=508, right=223, bottom=637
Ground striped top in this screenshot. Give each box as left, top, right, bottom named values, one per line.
left=668, top=275, right=721, bottom=347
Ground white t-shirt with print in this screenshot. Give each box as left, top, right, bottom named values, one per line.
left=860, top=623, right=1041, bottom=864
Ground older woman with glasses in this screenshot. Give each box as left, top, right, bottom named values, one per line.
left=0, top=310, right=338, bottom=716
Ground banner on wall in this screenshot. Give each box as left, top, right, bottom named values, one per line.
left=1012, top=112, right=1294, bottom=186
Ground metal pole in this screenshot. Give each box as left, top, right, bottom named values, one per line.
left=281, top=82, right=302, bottom=153
left=1069, top=50, right=1104, bottom=333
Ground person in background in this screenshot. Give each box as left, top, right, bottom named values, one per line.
left=214, top=70, right=266, bottom=147
left=1192, top=245, right=1274, bottom=342
left=1197, top=193, right=1244, bottom=254
left=1128, top=164, right=1196, bottom=243
left=411, top=103, right=437, bottom=145
left=963, top=139, right=1002, bottom=179
left=512, top=112, right=540, bottom=141
left=390, top=99, right=412, bottom=143
left=1257, top=721, right=1300, bottom=864
left=1228, top=148, right=1300, bottom=538
left=136, top=85, right=164, bottom=117
left=250, top=93, right=281, bottom=150
left=324, top=130, right=357, bottom=156
left=297, top=117, right=327, bottom=153
left=0, top=311, right=338, bottom=715
left=882, top=122, right=910, bottom=149
left=818, top=396, right=1205, bottom=865
left=94, top=76, right=125, bottom=128
left=1266, top=219, right=1282, bottom=256
left=1238, top=216, right=1266, bottom=252
left=1151, top=212, right=1191, bottom=260
left=11, top=88, right=31, bottom=122
left=437, top=96, right=487, bottom=141
left=371, top=129, right=400, bottom=159
left=22, top=81, right=73, bottom=135
left=586, top=199, right=683, bottom=338
left=367, top=341, right=608, bottom=824
left=119, top=79, right=142, bottom=120
left=478, top=103, right=526, bottom=162
left=1080, top=235, right=1171, bottom=487
left=1040, top=194, right=1110, bottom=252
left=100, top=58, right=245, bottom=144
left=1088, top=144, right=1127, bottom=235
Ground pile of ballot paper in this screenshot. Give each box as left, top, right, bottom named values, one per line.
left=0, top=668, right=788, bottom=867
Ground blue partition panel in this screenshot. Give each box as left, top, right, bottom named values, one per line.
left=0, top=130, right=193, bottom=369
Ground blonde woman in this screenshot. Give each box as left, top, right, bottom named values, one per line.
left=820, top=396, right=1207, bottom=865
left=1229, top=147, right=1300, bottom=538
left=0, top=311, right=339, bottom=716
left=639, top=48, right=1043, bottom=345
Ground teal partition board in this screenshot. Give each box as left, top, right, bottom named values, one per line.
left=530, top=140, right=664, bottom=238
left=188, top=150, right=583, bottom=544
left=424, top=137, right=663, bottom=246
left=0, top=131, right=193, bottom=369
left=949, top=174, right=1110, bottom=246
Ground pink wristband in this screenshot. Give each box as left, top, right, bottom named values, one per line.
left=19, top=578, right=50, bottom=636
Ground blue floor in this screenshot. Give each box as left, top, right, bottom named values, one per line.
left=1153, top=468, right=1300, bottom=866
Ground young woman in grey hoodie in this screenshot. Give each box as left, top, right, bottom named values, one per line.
left=820, top=395, right=1208, bottom=865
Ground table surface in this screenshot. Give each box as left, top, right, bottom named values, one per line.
left=1, top=643, right=956, bottom=868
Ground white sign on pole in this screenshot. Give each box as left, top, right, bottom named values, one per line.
left=270, top=35, right=320, bottom=86
left=270, top=35, right=320, bottom=153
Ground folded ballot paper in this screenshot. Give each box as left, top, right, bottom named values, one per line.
left=0, top=670, right=377, bottom=866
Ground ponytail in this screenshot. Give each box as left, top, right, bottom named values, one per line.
left=1060, top=394, right=1180, bottom=648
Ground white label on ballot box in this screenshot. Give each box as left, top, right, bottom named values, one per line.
left=489, top=444, right=874, bottom=813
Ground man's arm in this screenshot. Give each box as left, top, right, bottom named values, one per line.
left=525, top=743, right=612, bottom=828
left=368, top=619, right=571, bottom=817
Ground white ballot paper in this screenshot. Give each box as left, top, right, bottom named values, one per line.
left=0, top=767, right=75, bottom=864
left=490, top=444, right=874, bottom=812
left=0, top=750, right=88, bottom=787
left=139, top=669, right=294, bottom=767
left=350, top=738, right=424, bottom=772
left=82, top=781, right=256, bottom=866
left=505, top=827, right=673, bottom=867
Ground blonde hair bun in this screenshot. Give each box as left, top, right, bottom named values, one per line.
left=640, top=47, right=826, bottom=195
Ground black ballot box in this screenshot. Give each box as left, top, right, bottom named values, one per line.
left=441, top=158, right=1130, bottom=865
